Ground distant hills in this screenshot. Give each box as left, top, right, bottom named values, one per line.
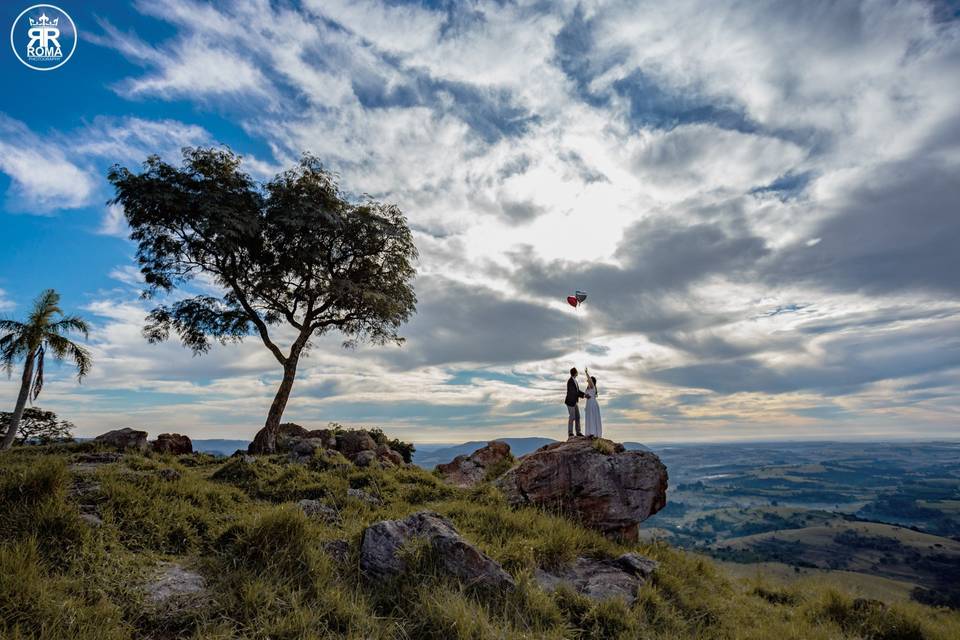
left=192, top=439, right=250, bottom=455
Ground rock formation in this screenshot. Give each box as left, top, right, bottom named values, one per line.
left=359, top=511, right=514, bottom=590
left=436, top=441, right=513, bottom=488
left=495, top=436, right=667, bottom=540
left=94, top=427, right=148, bottom=452
left=248, top=423, right=407, bottom=468
left=534, top=553, right=658, bottom=603
left=151, top=433, right=193, bottom=455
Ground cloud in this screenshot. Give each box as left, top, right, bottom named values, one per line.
left=766, top=158, right=960, bottom=295
left=382, top=276, right=573, bottom=367
left=8, top=0, right=957, bottom=442
left=0, top=289, right=14, bottom=312
left=0, top=114, right=97, bottom=211
left=99, top=204, right=128, bottom=237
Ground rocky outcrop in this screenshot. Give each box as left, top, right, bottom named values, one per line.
left=151, top=433, right=193, bottom=455
left=360, top=511, right=514, bottom=590
left=534, top=553, right=658, bottom=603
left=248, top=424, right=407, bottom=468
left=336, top=430, right=376, bottom=458
left=376, top=443, right=405, bottom=467
left=495, top=436, right=667, bottom=540
left=94, top=428, right=148, bottom=452
left=436, top=441, right=513, bottom=488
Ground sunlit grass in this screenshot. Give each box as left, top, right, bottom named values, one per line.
left=1, top=444, right=958, bottom=639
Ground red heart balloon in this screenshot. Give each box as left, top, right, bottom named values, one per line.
left=566, top=296, right=578, bottom=307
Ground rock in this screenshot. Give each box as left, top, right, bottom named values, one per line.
left=337, top=430, right=376, bottom=458
left=534, top=553, right=658, bottom=603
left=495, top=437, right=667, bottom=540
left=298, top=499, right=341, bottom=524
left=352, top=450, right=377, bottom=467
left=158, top=468, right=182, bottom=482
left=94, top=428, right=148, bottom=452
left=360, top=511, right=515, bottom=590
left=248, top=422, right=308, bottom=454
left=347, top=487, right=381, bottom=505
left=303, top=429, right=338, bottom=448
left=145, top=562, right=206, bottom=605
left=382, top=448, right=405, bottom=466
left=436, top=441, right=512, bottom=488
left=375, top=443, right=402, bottom=466
left=292, top=438, right=327, bottom=457
left=152, top=433, right=193, bottom=455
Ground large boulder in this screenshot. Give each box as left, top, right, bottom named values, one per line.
left=436, top=441, right=513, bottom=488
left=248, top=422, right=308, bottom=454
left=360, top=511, right=515, bottom=590
left=495, top=437, right=667, bottom=540
left=375, top=443, right=405, bottom=467
left=336, top=430, right=377, bottom=458
left=94, top=428, right=148, bottom=452
left=152, top=433, right=193, bottom=455
left=535, top=553, right=658, bottom=603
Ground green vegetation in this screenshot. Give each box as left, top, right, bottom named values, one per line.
left=2, top=445, right=959, bottom=639
left=107, top=148, right=418, bottom=452
left=0, top=407, right=75, bottom=446
left=0, top=289, right=91, bottom=450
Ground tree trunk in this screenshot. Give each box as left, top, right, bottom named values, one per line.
left=1, top=350, right=35, bottom=450
left=248, top=354, right=301, bottom=454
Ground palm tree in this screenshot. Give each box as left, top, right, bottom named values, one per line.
left=0, top=289, right=91, bottom=450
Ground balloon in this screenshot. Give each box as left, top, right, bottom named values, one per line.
left=566, top=296, right=578, bottom=307
left=575, top=290, right=588, bottom=303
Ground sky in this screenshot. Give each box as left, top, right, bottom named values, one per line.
left=1, top=0, right=959, bottom=445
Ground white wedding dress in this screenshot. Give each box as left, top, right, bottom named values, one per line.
left=584, top=387, right=602, bottom=437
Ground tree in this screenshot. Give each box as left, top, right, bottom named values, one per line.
left=0, top=289, right=91, bottom=450
left=108, top=148, right=418, bottom=453
left=0, top=407, right=75, bottom=445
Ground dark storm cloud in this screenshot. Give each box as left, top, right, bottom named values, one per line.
left=650, top=316, right=960, bottom=395
left=766, top=160, right=960, bottom=296
left=383, top=275, right=572, bottom=367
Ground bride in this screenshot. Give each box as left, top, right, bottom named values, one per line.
left=583, top=368, right=603, bottom=438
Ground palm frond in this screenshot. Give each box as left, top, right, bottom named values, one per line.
left=0, top=318, right=26, bottom=333
left=0, top=333, right=28, bottom=375
left=50, top=314, right=90, bottom=338
left=43, top=334, right=92, bottom=381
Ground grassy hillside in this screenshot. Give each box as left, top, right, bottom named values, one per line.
left=2, top=445, right=959, bottom=640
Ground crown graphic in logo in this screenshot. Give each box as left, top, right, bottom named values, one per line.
left=29, top=13, right=59, bottom=27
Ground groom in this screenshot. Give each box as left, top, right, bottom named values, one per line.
left=565, top=367, right=586, bottom=437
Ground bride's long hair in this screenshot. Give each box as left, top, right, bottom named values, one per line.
left=590, top=376, right=598, bottom=394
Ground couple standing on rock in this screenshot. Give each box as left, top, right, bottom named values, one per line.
left=565, top=367, right=602, bottom=438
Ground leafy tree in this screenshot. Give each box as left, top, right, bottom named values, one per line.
left=0, top=407, right=75, bottom=445
left=108, top=148, right=418, bottom=453
left=0, top=289, right=91, bottom=450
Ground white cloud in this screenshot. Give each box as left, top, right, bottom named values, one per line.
left=99, top=203, right=128, bottom=237
left=0, top=289, right=14, bottom=312
left=0, top=114, right=97, bottom=211
left=27, top=0, right=957, bottom=442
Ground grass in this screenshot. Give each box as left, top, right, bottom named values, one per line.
left=1, top=444, right=959, bottom=639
